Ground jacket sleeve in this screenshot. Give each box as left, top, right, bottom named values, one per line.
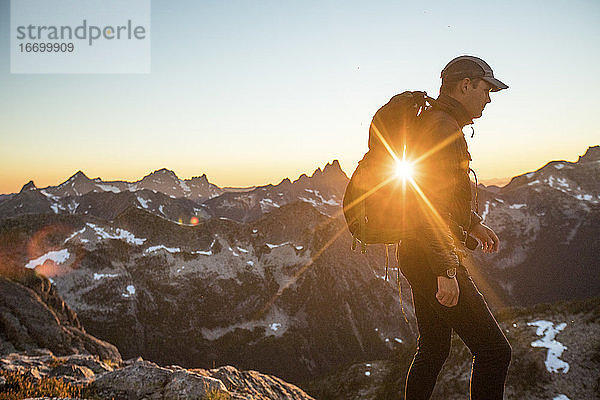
left=413, top=119, right=465, bottom=276
left=418, top=215, right=461, bottom=276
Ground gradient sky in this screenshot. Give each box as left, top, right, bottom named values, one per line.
left=1, top=0, right=599, bottom=193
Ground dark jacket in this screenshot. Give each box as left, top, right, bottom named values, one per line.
left=409, top=93, right=482, bottom=275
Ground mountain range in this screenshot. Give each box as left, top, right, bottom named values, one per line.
left=0, top=159, right=412, bottom=385
left=1, top=145, right=599, bottom=396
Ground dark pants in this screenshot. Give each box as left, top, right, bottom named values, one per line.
left=398, top=239, right=511, bottom=400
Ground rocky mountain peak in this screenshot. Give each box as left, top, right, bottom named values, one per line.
left=578, top=145, right=600, bottom=163
left=189, top=173, right=209, bottom=185
left=279, top=177, right=292, bottom=186
left=19, top=180, right=37, bottom=192
left=151, top=168, right=178, bottom=179
left=139, top=168, right=180, bottom=185
left=67, top=170, right=90, bottom=182
left=323, top=159, right=348, bottom=179
left=56, top=170, right=95, bottom=194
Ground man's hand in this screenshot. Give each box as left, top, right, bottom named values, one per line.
left=436, top=276, right=459, bottom=307
left=470, top=223, right=499, bottom=253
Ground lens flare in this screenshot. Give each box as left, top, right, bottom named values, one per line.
left=394, top=159, right=414, bottom=181
left=190, top=216, right=199, bottom=225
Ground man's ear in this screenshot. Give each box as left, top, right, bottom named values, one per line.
left=460, top=77, right=472, bottom=94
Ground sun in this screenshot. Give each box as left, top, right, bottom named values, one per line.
left=394, top=159, right=414, bottom=181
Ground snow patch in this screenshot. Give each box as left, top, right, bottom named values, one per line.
left=260, top=198, right=280, bottom=209
left=554, top=163, right=565, bottom=169
left=364, top=371, right=371, bottom=377
left=299, top=189, right=340, bottom=207
left=122, top=285, right=136, bottom=297
left=66, top=201, right=79, bottom=213
left=509, top=203, right=526, bottom=209
left=64, top=227, right=86, bottom=243
left=236, top=247, right=248, bottom=253
left=86, top=223, right=146, bottom=245
left=481, top=201, right=490, bottom=221
left=556, top=177, right=570, bottom=188
left=527, top=180, right=540, bottom=186
left=553, top=395, right=570, bottom=400
left=575, top=194, right=593, bottom=201
left=93, top=273, right=119, bottom=280
left=50, top=203, right=65, bottom=214
left=526, top=172, right=535, bottom=179
left=270, top=323, right=281, bottom=331
left=137, top=196, right=149, bottom=208
left=25, top=249, right=70, bottom=269
left=192, top=250, right=213, bottom=256
left=298, top=196, right=318, bottom=207
left=246, top=260, right=255, bottom=266
left=315, top=191, right=340, bottom=206
left=40, top=190, right=60, bottom=201
left=96, top=183, right=120, bottom=193
left=266, top=242, right=289, bottom=249
left=145, top=245, right=181, bottom=254
left=527, top=320, right=569, bottom=373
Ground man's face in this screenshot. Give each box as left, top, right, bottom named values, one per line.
left=461, top=79, right=493, bottom=119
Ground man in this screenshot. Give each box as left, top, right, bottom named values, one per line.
left=398, top=55, right=511, bottom=400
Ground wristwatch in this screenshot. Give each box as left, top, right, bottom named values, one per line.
left=445, top=267, right=457, bottom=279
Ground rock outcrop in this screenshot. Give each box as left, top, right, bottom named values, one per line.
left=0, top=350, right=316, bottom=400
left=0, top=272, right=121, bottom=363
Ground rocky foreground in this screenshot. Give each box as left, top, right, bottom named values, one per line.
left=0, top=271, right=314, bottom=399
left=0, top=349, right=314, bottom=399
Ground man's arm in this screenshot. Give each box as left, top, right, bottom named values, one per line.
left=414, top=119, right=468, bottom=307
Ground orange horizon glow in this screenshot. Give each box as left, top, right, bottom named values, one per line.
left=0, top=145, right=593, bottom=195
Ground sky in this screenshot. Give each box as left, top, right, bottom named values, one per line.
left=1, top=0, right=599, bottom=193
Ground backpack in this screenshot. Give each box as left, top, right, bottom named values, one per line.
left=342, top=91, right=434, bottom=252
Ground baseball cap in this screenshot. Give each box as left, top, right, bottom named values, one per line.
left=441, top=55, right=508, bottom=92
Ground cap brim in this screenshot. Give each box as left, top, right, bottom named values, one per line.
left=482, top=76, right=508, bottom=92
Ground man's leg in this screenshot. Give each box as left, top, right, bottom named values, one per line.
left=446, top=270, right=512, bottom=400
left=400, top=241, right=452, bottom=400
left=399, top=241, right=511, bottom=400
left=404, top=290, right=452, bottom=400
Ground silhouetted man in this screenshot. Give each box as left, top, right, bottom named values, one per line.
left=398, top=55, right=511, bottom=400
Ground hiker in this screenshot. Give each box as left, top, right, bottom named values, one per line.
left=398, top=56, right=511, bottom=400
